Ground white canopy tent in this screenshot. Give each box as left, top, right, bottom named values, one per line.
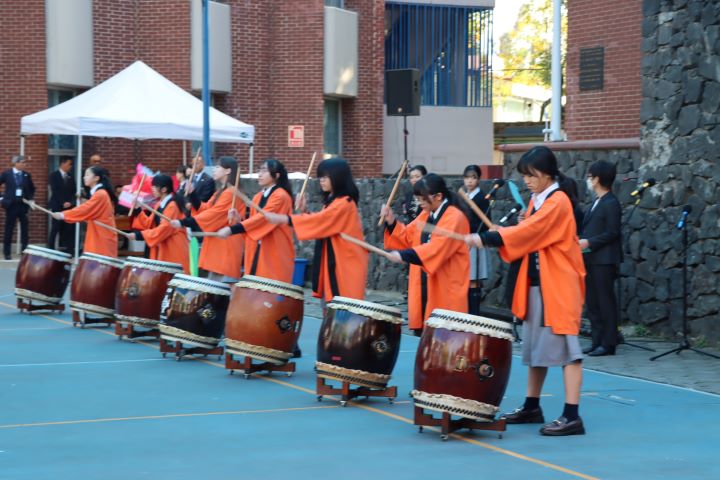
left=19, top=60, right=255, bottom=258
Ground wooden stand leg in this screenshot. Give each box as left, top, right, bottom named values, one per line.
left=225, top=352, right=296, bottom=379
left=72, top=310, right=114, bottom=329
left=114, top=322, right=159, bottom=341
left=315, top=376, right=398, bottom=407
left=16, top=298, right=65, bottom=314
left=413, top=406, right=506, bottom=441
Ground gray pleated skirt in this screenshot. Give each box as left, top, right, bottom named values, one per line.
left=522, top=286, right=583, bottom=367
left=469, top=246, right=489, bottom=281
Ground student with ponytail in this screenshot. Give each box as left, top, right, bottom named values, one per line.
left=131, top=174, right=189, bottom=272
left=465, top=145, right=586, bottom=436
left=51, top=166, right=117, bottom=258
left=381, top=173, right=470, bottom=336
left=218, top=158, right=295, bottom=284
left=170, top=157, right=245, bottom=282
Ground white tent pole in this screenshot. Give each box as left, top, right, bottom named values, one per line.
left=550, top=0, right=563, bottom=141
left=75, top=136, right=82, bottom=259
left=19, top=135, right=25, bottom=155
left=183, top=141, right=187, bottom=166
left=248, top=143, right=254, bottom=176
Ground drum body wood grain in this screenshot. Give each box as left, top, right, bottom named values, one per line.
left=225, top=275, right=304, bottom=365
left=412, top=309, right=514, bottom=422
left=316, top=297, right=403, bottom=389
left=70, top=253, right=124, bottom=317
left=115, top=258, right=182, bottom=328
left=15, top=246, right=72, bottom=305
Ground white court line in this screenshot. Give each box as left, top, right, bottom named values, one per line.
left=0, top=327, right=66, bottom=331
left=0, top=358, right=164, bottom=368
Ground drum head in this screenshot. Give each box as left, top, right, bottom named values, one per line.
left=168, top=274, right=231, bottom=296
left=327, top=296, right=403, bottom=324
left=426, top=309, right=515, bottom=341
left=234, top=275, right=304, bottom=300
left=79, top=252, right=124, bottom=268
left=123, top=257, right=183, bottom=274
left=23, top=245, right=72, bottom=262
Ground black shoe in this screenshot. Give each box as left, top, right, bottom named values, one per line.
left=540, top=416, right=585, bottom=436
left=3, top=255, right=10, bottom=260
left=582, top=345, right=598, bottom=354
left=500, top=406, right=545, bottom=424
left=588, top=345, right=615, bottom=357
left=292, top=346, right=302, bottom=358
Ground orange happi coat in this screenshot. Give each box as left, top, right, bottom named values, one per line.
left=192, top=188, right=245, bottom=279
left=291, top=196, right=368, bottom=302
left=242, top=187, right=295, bottom=284
left=384, top=204, right=470, bottom=330
left=63, top=188, right=117, bottom=258
left=498, top=191, right=586, bottom=335
left=132, top=199, right=189, bottom=273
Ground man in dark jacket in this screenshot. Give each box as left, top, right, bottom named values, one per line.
left=190, top=155, right=215, bottom=202
left=0, top=156, right=35, bottom=259
left=579, top=160, right=622, bottom=356
left=48, top=157, right=76, bottom=252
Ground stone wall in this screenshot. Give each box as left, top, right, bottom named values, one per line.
left=639, top=0, right=720, bottom=344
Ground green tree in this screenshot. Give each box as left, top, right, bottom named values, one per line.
left=496, top=0, right=566, bottom=88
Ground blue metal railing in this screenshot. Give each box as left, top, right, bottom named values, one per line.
left=385, top=2, right=492, bottom=107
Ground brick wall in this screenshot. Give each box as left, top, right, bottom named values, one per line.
left=565, top=0, right=643, bottom=140
left=0, top=0, right=48, bottom=245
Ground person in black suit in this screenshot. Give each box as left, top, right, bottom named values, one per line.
left=190, top=155, right=215, bottom=203
left=579, top=160, right=622, bottom=357
left=401, top=165, right=426, bottom=223
left=48, top=157, right=76, bottom=252
left=0, top=156, right=36, bottom=259
left=461, top=164, right=491, bottom=314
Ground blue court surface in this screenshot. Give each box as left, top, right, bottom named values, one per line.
left=1, top=286, right=719, bottom=479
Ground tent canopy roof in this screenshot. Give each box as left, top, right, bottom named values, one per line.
left=21, top=61, right=254, bottom=143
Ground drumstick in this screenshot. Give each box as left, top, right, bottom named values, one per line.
left=230, top=160, right=243, bottom=211
left=190, top=231, right=223, bottom=238
left=185, top=147, right=201, bottom=197
left=377, top=159, right=408, bottom=227
left=417, top=221, right=467, bottom=242
left=138, top=201, right=172, bottom=222
left=93, top=220, right=130, bottom=238
left=296, top=151, right=316, bottom=211
left=231, top=188, right=267, bottom=216
left=127, top=173, right=147, bottom=216
left=339, top=232, right=395, bottom=261
left=458, top=189, right=494, bottom=230
left=22, top=199, right=53, bottom=216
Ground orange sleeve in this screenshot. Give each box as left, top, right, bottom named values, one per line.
left=498, top=195, right=575, bottom=262
left=413, top=208, right=470, bottom=275
left=291, top=197, right=357, bottom=241
left=63, top=191, right=109, bottom=223
left=383, top=218, right=419, bottom=250
left=242, top=189, right=292, bottom=242
left=193, top=189, right=244, bottom=232
left=141, top=202, right=184, bottom=248
left=132, top=211, right=153, bottom=230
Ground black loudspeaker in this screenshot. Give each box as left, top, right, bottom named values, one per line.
left=386, top=69, right=420, bottom=116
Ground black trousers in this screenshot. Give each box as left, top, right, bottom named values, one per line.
left=585, top=263, right=619, bottom=348
left=48, top=217, right=74, bottom=252
left=3, top=204, right=29, bottom=257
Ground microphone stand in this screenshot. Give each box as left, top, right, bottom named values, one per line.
left=650, top=216, right=720, bottom=361
left=616, top=193, right=655, bottom=351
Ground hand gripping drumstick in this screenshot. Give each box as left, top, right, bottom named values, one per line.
left=416, top=221, right=467, bottom=242
left=339, top=232, right=395, bottom=261
left=377, top=159, right=409, bottom=227
left=296, top=151, right=317, bottom=211
left=457, top=188, right=494, bottom=230
left=127, top=173, right=147, bottom=217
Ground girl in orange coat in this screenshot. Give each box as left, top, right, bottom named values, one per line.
left=381, top=173, right=470, bottom=335
left=170, top=157, right=245, bottom=282
left=131, top=174, right=189, bottom=273
left=51, top=166, right=117, bottom=258
left=466, top=146, right=586, bottom=437
left=265, top=158, right=368, bottom=302
left=218, top=158, right=295, bottom=284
